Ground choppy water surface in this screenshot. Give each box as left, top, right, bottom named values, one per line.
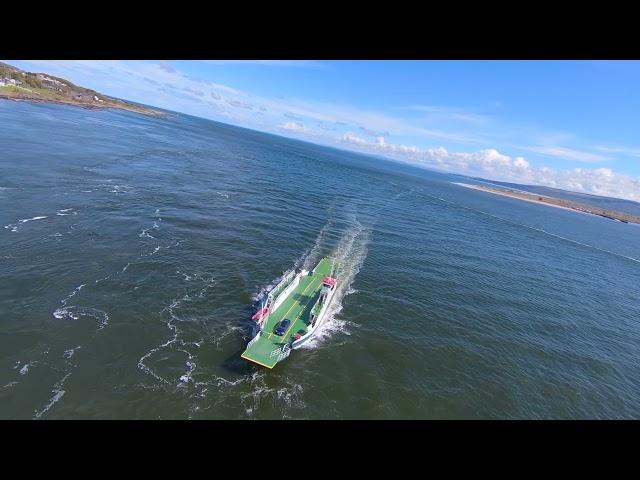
left=1, top=101, right=639, bottom=419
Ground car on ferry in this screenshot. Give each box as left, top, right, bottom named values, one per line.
left=274, top=318, right=291, bottom=336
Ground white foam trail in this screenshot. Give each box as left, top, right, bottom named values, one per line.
left=3, top=382, right=18, bottom=389
left=302, top=220, right=333, bottom=271
left=139, top=228, right=155, bottom=239
left=109, top=185, right=133, bottom=193
left=138, top=276, right=215, bottom=385
left=137, top=323, right=178, bottom=385
left=34, top=372, right=72, bottom=419
left=4, top=215, right=48, bottom=232
left=19, top=363, right=31, bottom=375
left=252, top=221, right=333, bottom=303
left=300, top=220, right=369, bottom=349
left=528, top=225, right=640, bottom=264
left=65, top=284, right=85, bottom=303
left=63, top=346, right=81, bottom=359
left=53, top=305, right=109, bottom=331
left=19, top=216, right=47, bottom=223
left=178, top=351, right=196, bottom=384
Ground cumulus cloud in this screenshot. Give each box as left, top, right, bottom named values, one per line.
left=339, top=134, right=640, bottom=201
left=278, top=122, right=314, bottom=134
left=11, top=60, right=637, bottom=202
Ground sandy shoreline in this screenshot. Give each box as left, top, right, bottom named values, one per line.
left=453, top=182, right=587, bottom=214
left=452, top=182, right=640, bottom=225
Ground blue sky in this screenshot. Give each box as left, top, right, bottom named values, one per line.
left=8, top=60, right=640, bottom=201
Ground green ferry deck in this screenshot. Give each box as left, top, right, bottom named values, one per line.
left=242, top=257, right=333, bottom=368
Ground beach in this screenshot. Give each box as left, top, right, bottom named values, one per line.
left=453, top=182, right=640, bottom=224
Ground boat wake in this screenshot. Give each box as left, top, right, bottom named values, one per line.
left=249, top=217, right=369, bottom=352
left=301, top=220, right=334, bottom=271
left=299, top=218, right=369, bottom=349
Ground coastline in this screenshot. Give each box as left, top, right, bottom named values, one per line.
left=0, top=93, right=167, bottom=118
left=453, top=182, right=640, bottom=225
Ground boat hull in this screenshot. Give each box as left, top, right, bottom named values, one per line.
left=241, top=257, right=337, bottom=368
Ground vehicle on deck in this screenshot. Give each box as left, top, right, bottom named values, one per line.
left=274, top=319, right=290, bottom=336
left=241, top=257, right=339, bottom=368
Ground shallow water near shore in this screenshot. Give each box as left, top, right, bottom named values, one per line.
left=1, top=100, right=640, bottom=419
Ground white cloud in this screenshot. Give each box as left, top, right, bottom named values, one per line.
left=338, top=134, right=640, bottom=202
left=594, top=145, right=640, bottom=158
left=203, top=60, right=324, bottom=68
left=403, top=105, right=492, bottom=125
left=341, top=132, right=368, bottom=145
left=529, top=146, right=610, bottom=163
left=278, top=122, right=314, bottom=134
left=7, top=60, right=638, bottom=202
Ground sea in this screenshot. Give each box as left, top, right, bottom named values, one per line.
left=1, top=100, right=639, bottom=419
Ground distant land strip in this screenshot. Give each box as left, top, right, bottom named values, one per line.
left=0, top=62, right=166, bottom=117
left=453, top=182, right=640, bottom=225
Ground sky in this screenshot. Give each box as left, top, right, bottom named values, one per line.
left=8, top=60, right=640, bottom=202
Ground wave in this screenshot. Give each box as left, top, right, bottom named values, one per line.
left=63, top=346, right=81, bottom=359
left=139, top=228, right=155, bottom=239
left=20, top=216, right=48, bottom=223
left=56, top=208, right=76, bottom=216
left=302, top=220, right=334, bottom=271
left=18, top=362, right=34, bottom=376
left=34, top=372, right=72, bottom=419
left=109, top=185, right=133, bottom=194
left=53, top=306, right=109, bottom=330
left=4, top=215, right=48, bottom=232
left=421, top=190, right=640, bottom=266
left=250, top=218, right=368, bottom=352
left=300, top=219, right=369, bottom=349
left=137, top=273, right=217, bottom=386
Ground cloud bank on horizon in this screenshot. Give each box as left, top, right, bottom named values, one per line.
left=8, top=60, right=640, bottom=202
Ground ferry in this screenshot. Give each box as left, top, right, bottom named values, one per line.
left=241, top=257, right=339, bottom=368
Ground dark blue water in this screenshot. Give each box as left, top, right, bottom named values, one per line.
left=1, top=100, right=639, bottom=419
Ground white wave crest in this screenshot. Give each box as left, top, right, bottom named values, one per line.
left=300, top=219, right=369, bottom=349
left=34, top=372, right=72, bottom=419
left=63, top=346, right=81, bottom=359
left=4, top=215, right=48, bottom=232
